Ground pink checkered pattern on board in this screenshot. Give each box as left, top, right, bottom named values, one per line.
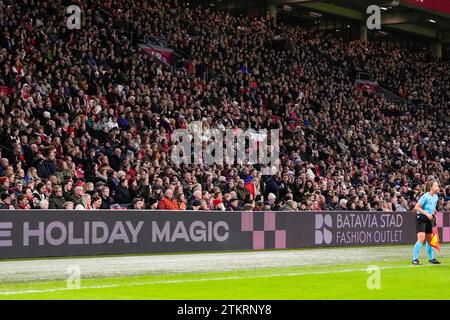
left=436, top=212, right=450, bottom=242
left=241, top=211, right=286, bottom=250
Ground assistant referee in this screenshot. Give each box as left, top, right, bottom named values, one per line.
left=412, top=180, right=441, bottom=265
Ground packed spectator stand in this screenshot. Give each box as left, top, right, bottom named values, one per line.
left=0, top=0, right=449, bottom=212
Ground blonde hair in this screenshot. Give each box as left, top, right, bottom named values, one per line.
left=426, top=180, right=438, bottom=192
left=84, top=182, right=94, bottom=192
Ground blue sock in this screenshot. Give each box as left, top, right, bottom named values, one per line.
left=425, top=242, right=434, bottom=260
left=413, top=241, right=423, bottom=260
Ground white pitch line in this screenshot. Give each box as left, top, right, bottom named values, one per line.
left=0, top=264, right=440, bottom=296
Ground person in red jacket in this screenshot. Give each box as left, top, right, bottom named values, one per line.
left=245, top=176, right=256, bottom=200
left=158, top=189, right=179, bottom=210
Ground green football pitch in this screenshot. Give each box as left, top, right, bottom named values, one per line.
left=1, top=245, right=449, bottom=300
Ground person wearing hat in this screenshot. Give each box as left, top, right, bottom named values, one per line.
left=191, top=199, right=202, bottom=211
left=267, top=192, right=280, bottom=211
left=147, top=196, right=158, bottom=209
left=244, top=176, right=255, bottom=195
left=188, top=189, right=202, bottom=209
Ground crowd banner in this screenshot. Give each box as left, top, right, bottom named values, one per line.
left=142, top=46, right=173, bottom=65
left=0, top=211, right=449, bottom=259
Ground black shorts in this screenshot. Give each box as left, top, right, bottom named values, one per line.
left=416, top=214, right=434, bottom=234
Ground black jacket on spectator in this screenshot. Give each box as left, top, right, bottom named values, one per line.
left=63, top=190, right=73, bottom=201
left=48, top=194, right=66, bottom=209
left=264, top=177, right=281, bottom=200
left=108, top=154, right=122, bottom=171
left=36, top=159, right=57, bottom=179
left=115, top=185, right=131, bottom=204
left=100, top=195, right=114, bottom=209
left=72, top=195, right=83, bottom=207
left=108, top=176, right=120, bottom=193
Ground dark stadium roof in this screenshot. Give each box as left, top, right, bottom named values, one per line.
left=281, top=0, right=450, bottom=41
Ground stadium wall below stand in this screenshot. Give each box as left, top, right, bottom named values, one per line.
left=0, top=211, right=449, bottom=259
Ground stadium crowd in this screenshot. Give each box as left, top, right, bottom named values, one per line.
left=0, top=0, right=449, bottom=211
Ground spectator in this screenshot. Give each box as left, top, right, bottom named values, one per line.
left=227, top=198, right=242, bottom=211
left=395, top=197, right=409, bottom=212
left=188, top=190, right=203, bottom=209
left=177, top=193, right=187, bottom=210
left=62, top=180, right=74, bottom=201
left=84, top=182, right=95, bottom=196
left=91, top=195, right=102, bottom=210
left=326, top=195, right=339, bottom=210
left=24, top=187, right=37, bottom=209
left=33, top=182, right=47, bottom=206
left=133, top=197, right=145, bottom=210
left=40, top=199, right=50, bottom=210
left=16, top=194, right=31, bottom=210
left=72, top=186, right=85, bottom=207
left=299, top=203, right=307, bottom=211
left=158, top=189, right=179, bottom=210
left=267, top=193, right=280, bottom=211
left=65, top=201, right=74, bottom=210
left=336, top=199, right=348, bottom=211
left=267, top=175, right=284, bottom=198
left=99, top=186, right=114, bottom=209
left=244, top=176, right=256, bottom=200
left=115, top=179, right=132, bottom=205
left=0, top=0, right=448, bottom=212
left=75, top=194, right=92, bottom=210
left=0, top=192, right=14, bottom=209
left=109, top=148, right=123, bottom=172
left=282, top=200, right=298, bottom=211
left=236, top=179, right=250, bottom=202
left=48, top=186, right=66, bottom=209
left=213, top=200, right=226, bottom=211
left=192, top=199, right=202, bottom=211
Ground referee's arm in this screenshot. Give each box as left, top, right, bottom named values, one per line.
left=414, top=202, right=433, bottom=220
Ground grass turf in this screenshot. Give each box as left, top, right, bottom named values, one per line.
left=1, top=257, right=449, bottom=299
